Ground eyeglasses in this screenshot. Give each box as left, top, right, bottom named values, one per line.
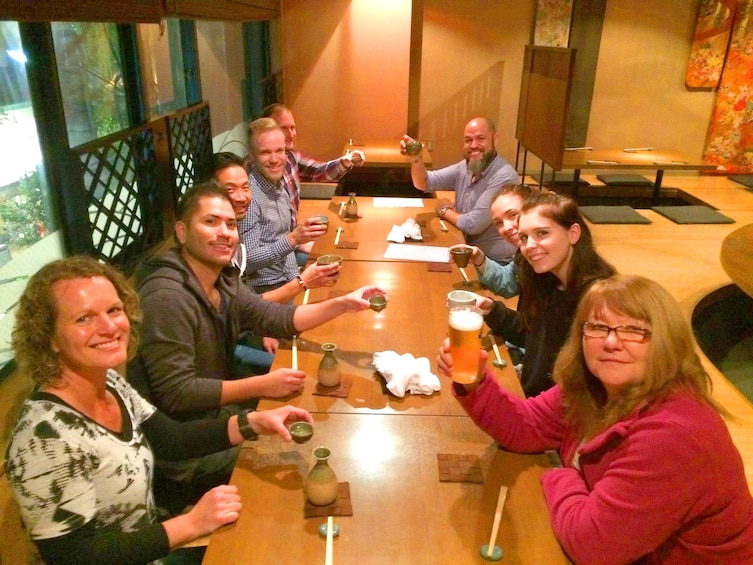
left=582, top=322, right=652, bottom=343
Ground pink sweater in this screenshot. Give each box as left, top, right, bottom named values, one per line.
left=455, top=372, right=753, bottom=564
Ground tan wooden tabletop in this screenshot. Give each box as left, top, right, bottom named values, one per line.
left=202, top=193, right=570, bottom=564
left=201, top=413, right=569, bottom=565
left=263, top=260, right=514, bottom=417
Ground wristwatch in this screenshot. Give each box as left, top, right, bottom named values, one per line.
left=437, top=206, right=451, bottom=218
left=237, top=409, right=260, bottom=441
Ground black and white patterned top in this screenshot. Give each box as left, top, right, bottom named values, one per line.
left=6, top=370, right=157, bottom=542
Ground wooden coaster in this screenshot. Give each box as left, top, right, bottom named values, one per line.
left=437, top=453, right=484, bottom=483
left=336, top=240, right=359, bottom=249
left=304, top=482, right=353, bottom=518
left=313, top=379, right=352, bottom=398
left=427, top=262, right=452, bottom=272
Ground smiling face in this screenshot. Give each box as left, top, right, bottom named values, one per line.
left=491, top=193, right=524, bottom=247
left=272, top=109, right=297, bottom=151
left=213, top=164, right=251, bottom=220
left=518, top=207, right=581, bottom=285
left=583, top=306, right=651, bottom=399
left=463, top=119, right=497, bottom=175
left=176, top=195, right=238, bottom=270
left=50, top=276, right=130, bottom=379
left=251, top=129, right=287, bottom=183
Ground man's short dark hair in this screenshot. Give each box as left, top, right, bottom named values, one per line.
left=177, top=181, right=233, bottom=224
left=212, top=152, right=246, bottom=177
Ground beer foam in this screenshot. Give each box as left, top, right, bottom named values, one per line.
left=449, top=308, right=483, bottom=331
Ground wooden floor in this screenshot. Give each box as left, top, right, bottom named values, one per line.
left=533, top=173, right=753, bottom=490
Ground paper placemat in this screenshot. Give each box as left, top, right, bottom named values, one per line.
left=313, top=380, right=352, bottom=398
left=437, top=453, right=484, bottom=483
left=384, top=243, right=450, bottom=262
left=304, top=482, right=353, bottom=517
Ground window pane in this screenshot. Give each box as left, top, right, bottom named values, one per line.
left=0, top=21, right=65, bottom=371
left=138, top=19, right=187, bottom=118
left=51, top=22, right=129, bottom=147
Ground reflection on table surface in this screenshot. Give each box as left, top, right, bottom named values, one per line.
left=263, top=261, right=510, bottom=417
left=201, top=413, right=568, bottom=565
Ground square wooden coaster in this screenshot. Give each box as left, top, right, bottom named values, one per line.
left=427, top=262, right=452, bottom=272
left=336, top=240, right=359, bottom=249
left=313, top=379, right=352, bottom=398
left=437, top=453, right=484, bottom=483
left=304, top=482, right=353, bottom=518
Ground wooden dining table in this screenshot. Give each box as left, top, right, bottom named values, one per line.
left=299, top=195, right=463, bottom=262
left=263, top=260, right=512, bottom=417
left=202, top=193, right=571, bottom=564
left=201, top=413, right=568, bottom=565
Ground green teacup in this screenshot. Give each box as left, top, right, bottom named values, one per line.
left=405, top=140, right=423, bottom=156
left=317, top=254, right=344, bottom=266
left=289, top=421, right=314, bottom=444
left=369, top=294, right=387, bottom=312
left=310, top=215, right=330, bottom=226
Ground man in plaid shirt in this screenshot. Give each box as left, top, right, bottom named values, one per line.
left=262, top=103, right=365, bottom=265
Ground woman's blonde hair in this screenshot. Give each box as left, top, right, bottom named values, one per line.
left=12, top=256, right=142, bottom=387
left=554, top=274, right=723, bottom=438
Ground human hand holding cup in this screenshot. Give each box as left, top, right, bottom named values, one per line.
left=309, top=215, right=330, bottom=233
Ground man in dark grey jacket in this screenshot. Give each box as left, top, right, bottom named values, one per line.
left=128, top=182, right=384, bottom=509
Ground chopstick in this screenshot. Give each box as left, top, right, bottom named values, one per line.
left=325, top=516, right=334, bottom=565
left=459, top=267, right=470, bottom=283
left=439, top=219, right=449, bottom=232
left=485, top=485, right=508, bottom=558
left=334, top=227, right=343, bottom=246
left=338, top=202, right=345, bottom=216
left=489, top=334, right=504, bottom=366
left=291, top=335, right=298, bottom=370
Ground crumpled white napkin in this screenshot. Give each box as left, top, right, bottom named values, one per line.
left=373, top=351, right=441, bottom=397
left=385, top=218, right=423, bottom=243
left=401, top=218, right=423, bottom=240
left=386, top=224, right=406, bottom=243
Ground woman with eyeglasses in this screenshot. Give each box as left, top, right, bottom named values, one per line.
left=476, top=191, right=615, bottom=397
left=438, top=274, right=753, bottom=564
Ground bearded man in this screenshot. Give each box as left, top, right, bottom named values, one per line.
left=402, top=117, right=518, bottom=263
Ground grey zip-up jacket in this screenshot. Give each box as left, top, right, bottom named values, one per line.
left=127, top=248, right=297, bottom=421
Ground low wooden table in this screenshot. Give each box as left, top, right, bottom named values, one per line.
left=554, top=148, right=719, bottom=203
left=201, top=413, right=569, bottom=565
left=721, top=223, right=753, bottom=299
left=338, top=138, right=432, bottom=197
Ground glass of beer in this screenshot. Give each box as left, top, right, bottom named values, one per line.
left=448, top=305, right=484, bottom=384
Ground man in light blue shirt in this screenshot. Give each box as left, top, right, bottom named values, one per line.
left=403, top=117, right=519, bottom=263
